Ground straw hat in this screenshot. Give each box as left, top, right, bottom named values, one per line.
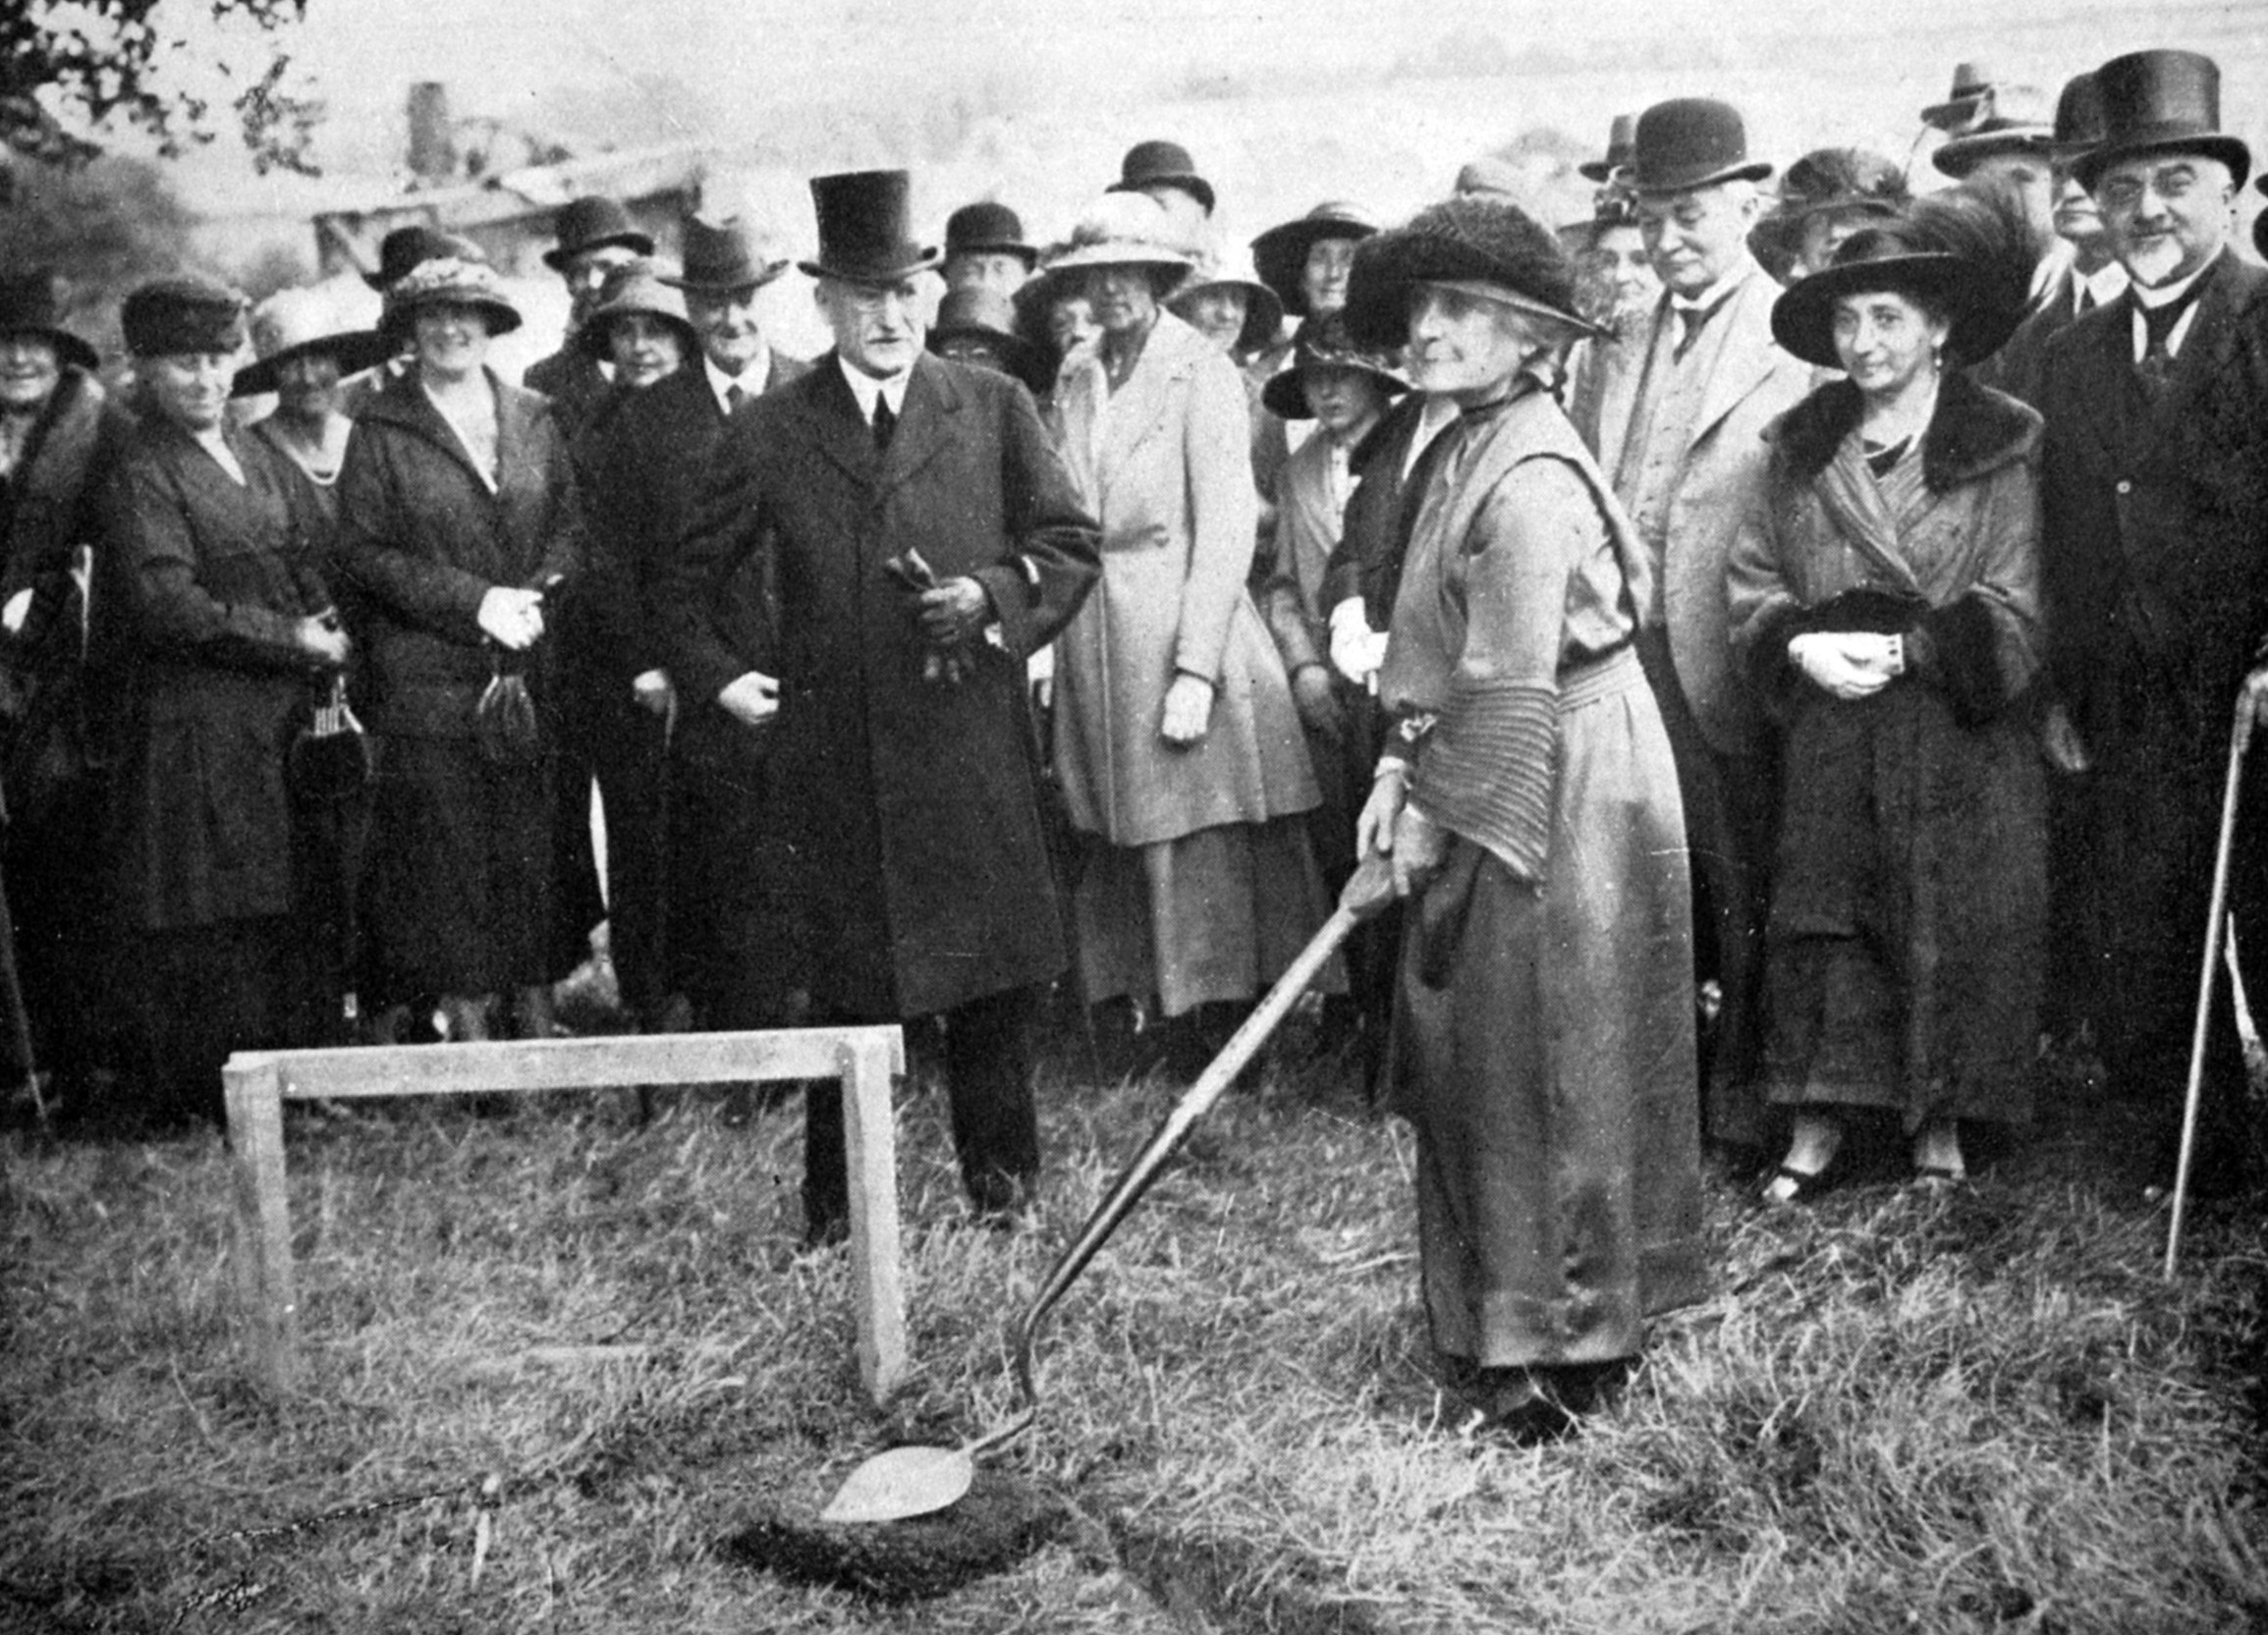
left=1045, top=193, right=1197, bottom=276
left=232, top=287, right=391, bottom=397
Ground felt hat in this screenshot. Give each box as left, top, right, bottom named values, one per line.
left=663, top=214, right=789, bottom=294
left=1779, top=147, right=1910, bottom=223
left=1577, top=114, right=1639, bottom=184
left=1629, top=98, right=1774, bottom=194
left=927, top=285, right=1053, bottom=394
left=1931, top=82, right=2056, bottom=178
left=1454, top=155, right=1524, bottom=199
left=1260, top=313, right=1409, bottom=420
left=120, top=275, right=248, bottom=357
left=1251, top=201, right=1382, bottom=317
left=2049, top=72, right=2108, bottom=163
left=364, top=224, right=485, bottom=292
left=575, top=260, right=698, bottom=360
left=1045, top=192, right=1196, bottom=276
left=1165, top=251, right=1285, bottom=355
left=1106, top=139, right=1216, bottom=215
left=1769, top=190, right=2032, bottom=370
left=231, top=287, right=391, bottom=397
left=542, top=195, right=655, bottom=272
left=2074, top=49, right=2251, bottom=191
left=1922, top=61, right=2000, bottom=133
left=943, top=201, right=1039, bottom=268
left=381, top=256, right=523, bottom=345
left=0, top=270, right=98, bottom=372
left=1342, top=194, right=1599, bottom=352
left=798, top=170, right=941, bottom=285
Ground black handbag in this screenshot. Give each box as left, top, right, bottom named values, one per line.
left=287, top=673, right=376, bottom=805
left=474, top=649, right=542, bottom=768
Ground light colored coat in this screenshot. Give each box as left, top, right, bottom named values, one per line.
left=1051, top=310, right=1317, bottom=847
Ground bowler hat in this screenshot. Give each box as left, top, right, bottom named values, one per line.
left=575, top=260, right=698, bottom=361
left=1577, top=114, right=1639, bottom=184
left=1260, top=314, right=1408, bottom=420
left=1922, top=62, right=1999, bottom=133
left=1932, top=83, right=2055, bottom=179
left=364, top=224, right=485, bottom=292
left=1106, top=139, right=1216, bottom=215
left=943, top=201, right=1038, bottom=268
left=1770, top=191, right=2032, bottom=370
left=1342, top=195, right=1599, bottom=353
left=1166, top=252, right=1285, bottom=355
left=232, top=287, right=390, bottom=397
left=1252, top=201, right=1382, bottom=317
left=381, top=256, right=523, bottom=345
left=927, top=286, right=1053, bottom=395
left=797, top=170, right=941, bottom=286
left=662, top=214, right=789, bottom=294
left=0, top=270, right=98, bottom=373
left=1045, top=192, right=1195, bottom=277
left=1629, top=99, right=1774, bottom=194
left=120, top=275, right=248, bottom=358
left=2074, top=49, right=2251, bottom=191
left=2050, top=72, right=2108, bottom=162
left=541, top=195, right=655, bottom=272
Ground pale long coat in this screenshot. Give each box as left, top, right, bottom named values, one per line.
left=1050, top=310, right=1317, bottom=847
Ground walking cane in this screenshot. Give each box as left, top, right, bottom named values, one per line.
left=2163, top=699, right=2252, bottom=1279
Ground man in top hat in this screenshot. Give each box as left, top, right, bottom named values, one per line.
left=1921, top=61, right=2001, bottom=136
left=660, top=170, right=1100, bottom=1242
left=1571, top=95, right=1810, bottom=1154
left=1108, top=139, right=1215, bottom=255
left=942, top=201, right=1039, bottom=299
left=2036, top=48, right=2268, bottom=1192
left=524, top=194, right=656, bottom=438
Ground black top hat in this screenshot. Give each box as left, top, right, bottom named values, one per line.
left=365, top=224, right=485, bottom=292
left=662, top=214, right=789, bottom=294
left=928, top=286, right=1052, bottom=395
left=1922, top=61, right=2000, bottom=132
left=1342, top=195, right=1598, bottom=353
left=1931, top=83, right=2055, bottom=179
left=1260, top=314, right=1408, bottom=420
left=0, top=270, right=98, bottom=373
left=542, top=195, right=656, bottom=272
left=798, top=170, right=941, bottom=286
left=1251, top=201, right=1381, bottom=317
left=1770, top=191, right=2032, bottom=370
left=121, top=275, right=249, bottom=359
left=1107, top=139, right=1216, bottom=215
left=2074, top=49, right=2251, bottom=191
left=1630, top=99, right=1774, bottom=194
left=943, top=201, right=1038, bottom=268
left=1577, top=114, right=1639, bottom=184
left=2050, top=72, right=2108, bottom=161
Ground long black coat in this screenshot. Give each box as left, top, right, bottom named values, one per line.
left=659, top=354, right=1099, bottom=1019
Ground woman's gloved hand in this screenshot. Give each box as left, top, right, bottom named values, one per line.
left=1790, top=630, right=1894, bottom=700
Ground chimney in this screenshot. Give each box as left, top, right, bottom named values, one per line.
left=407, top=82, right=457, bottom=185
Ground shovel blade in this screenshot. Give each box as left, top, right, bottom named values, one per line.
left=817, top=1444, right=974, bottom=1525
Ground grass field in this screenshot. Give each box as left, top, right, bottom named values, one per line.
left=3, top=1030, right=2264, bottom=1633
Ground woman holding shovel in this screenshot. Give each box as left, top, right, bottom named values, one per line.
left=1343, top=196, right=1707, bottom=1442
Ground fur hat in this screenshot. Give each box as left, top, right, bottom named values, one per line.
left=1342, top=196, right=1595, bottom=352
left=120, top=275, right=247, bottom=357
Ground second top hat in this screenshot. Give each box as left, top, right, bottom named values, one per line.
left=799, top=171, right=941, bottom=285
left=2074, top=48, right=2251, bottom=191
left=1629, top=99, right=1774, bottom=194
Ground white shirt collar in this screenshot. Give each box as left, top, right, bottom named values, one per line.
left=2076, top=261, right=2129, bottom=313
left=2129, top=247, right=2223, bottom=363
left=836, top=355, right=911, bottom=422
left=2130, top=246, right=2221, bottom=309
left=704, top=347, right=770, bottom=416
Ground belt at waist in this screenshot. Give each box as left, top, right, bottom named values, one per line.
left=1558, top=642, right=1642, bottom=710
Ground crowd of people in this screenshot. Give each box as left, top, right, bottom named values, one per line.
left=2, top=42, right=2264, bottom=1437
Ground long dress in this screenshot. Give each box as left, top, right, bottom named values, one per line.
left=1380, top=385, right=1705, bottom=1371
left=1727, top=373, right=2046, bottom=1130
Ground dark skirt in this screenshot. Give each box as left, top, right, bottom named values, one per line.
left=361, top=735, right=557, bottom=996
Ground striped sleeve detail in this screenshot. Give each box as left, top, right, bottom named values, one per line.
left=1412, top=676, right=1558, bottom=884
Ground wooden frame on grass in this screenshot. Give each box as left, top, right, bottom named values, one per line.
left=221, top=1027, right=909, bottom=1401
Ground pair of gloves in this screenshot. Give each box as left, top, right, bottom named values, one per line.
left=1789, top=630, right=1906, bottom=700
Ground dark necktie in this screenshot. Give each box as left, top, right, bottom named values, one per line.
left=871, top=397, right=896, bottom=452
left=725, top=382, right=747, bottom=416
left=2075, top=284, right=2097, bottom=316
left=1673, top=301, right=1714, bottom=361
left=2135, top=287, right=2201, bottom=399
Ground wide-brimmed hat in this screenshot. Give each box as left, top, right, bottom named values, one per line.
left=0, top=270, right=98, bottom=372
left=542, top=195, right=655, bottom=272
left=575, top=260, right=697, bottom=360
left=1578, top=114, right=1639, bottom=184
left=1251, top=201, right=1381, bottom=317
left=381, top=256, right=523, bottom=344
left=1922, top=61, right=2000, bottom=133
left=943, top=201, right=1038, bottom=268
left=1769, top=191, right=2032, bottom=370
left=1932, top=83, right=2055, bottom=179
left=363, top=224, right=485, bottom=292
left=1046, top=192, right=1197, bottom=277
left=1106, top=139, right=1216, bottom=214
left=2049, top=72, right=2108, bottom=163
left=798, top=170, right=941, bottom=285
left=2074, top=49, right=2251, bottom=191
left=121, top=275, right=248, bottom=358
left=1260, top=314, right=1409, bottom=420
left=1343, top=195, right=1599, bottom=352
left=1751, top=146, right=1910, bottom=276
left=1165, top=252, right=1285, bottom=354
left=927, top=285, right=1052, bottom=394
left=1629, top=98, right=1774, bottom=194
left=663, top=214, right=789, bottom=294
left=232, top=287, right=391, bottom=397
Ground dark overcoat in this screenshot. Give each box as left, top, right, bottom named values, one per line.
left=659, top=353, right=1099, bottom=1019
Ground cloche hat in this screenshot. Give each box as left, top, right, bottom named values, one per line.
left=575, top=260, right=698, bottom=360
